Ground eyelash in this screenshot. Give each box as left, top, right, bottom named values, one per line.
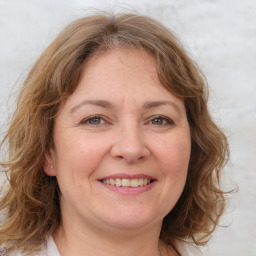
left=80, top=115, right=106, bottom=125
left=148, top=115, right=174, bottom=126
left=80, top=115, right=174, bottom=127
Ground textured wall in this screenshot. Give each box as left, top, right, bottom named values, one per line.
left=0, top=0, right=256, bottom=255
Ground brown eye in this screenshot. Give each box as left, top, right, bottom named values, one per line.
left=150, top=116, right=174, bottom=126
left=151, top=117, right=164, bottom=125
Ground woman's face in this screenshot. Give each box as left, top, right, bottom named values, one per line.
left=46, top=49, right=191, bottom=233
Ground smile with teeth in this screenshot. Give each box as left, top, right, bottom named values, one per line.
left=101, top=178, right=152, bottom=188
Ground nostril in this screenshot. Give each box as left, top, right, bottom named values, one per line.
left=110, top=132, right=150, bottom=163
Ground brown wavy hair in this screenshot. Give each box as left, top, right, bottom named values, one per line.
left=0, top=12, right=229, bottom=253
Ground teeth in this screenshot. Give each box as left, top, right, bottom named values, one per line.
left=131, top=178, right=138, bottom=187
left=122, top=178, right=130, bottom=187
left=116, top=178, right=122, bottom=187
left=110, top=178, right=115, bottom=186
left=138, top=178, right=144, bottom=186
left=102, top=178, right=152, bottom=187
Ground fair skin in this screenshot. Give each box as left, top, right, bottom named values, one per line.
left=45, top=48, right=191, bottom=256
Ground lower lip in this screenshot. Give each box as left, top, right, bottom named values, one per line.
left=100, top=181, right=156, bottom=195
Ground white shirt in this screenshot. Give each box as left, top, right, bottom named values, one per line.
left=2, top=236, right=203, bottom=256
left=174, top=240, right=204, bottom=256
left=45, top=236, right=203, bottom=256
left=45, top=236, right=60, bottom=256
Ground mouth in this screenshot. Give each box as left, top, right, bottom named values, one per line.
left=98, top=174, right=157, bottom=192
left=98, top=175, right=156, bottom=195
left=100, top=178, right=154, bottom=188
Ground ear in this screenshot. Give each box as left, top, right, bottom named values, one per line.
left=44, top=150, right=56, bottom=176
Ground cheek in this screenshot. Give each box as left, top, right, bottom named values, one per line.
left=150, top=133, right=191, bottom=216
left=154, top=133, right=191, bottom=178
left=53, top=132, right=109, bottom=178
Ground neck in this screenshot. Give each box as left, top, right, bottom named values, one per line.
left=53, top=219, right=168, bottom=256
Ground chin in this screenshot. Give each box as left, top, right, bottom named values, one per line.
left=99, top=209, right=163, bottom=231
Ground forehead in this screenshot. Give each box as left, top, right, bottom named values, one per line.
left=74, top=49, right=166, bottom=97
left=60, top=48, right=184, bottom=112
left=83, top=48, right=157, bottom=82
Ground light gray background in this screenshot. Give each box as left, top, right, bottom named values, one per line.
left=0, top=0, right=256, bottom=255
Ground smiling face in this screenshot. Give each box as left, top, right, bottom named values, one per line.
left=45, top=48, right=191, bottom=235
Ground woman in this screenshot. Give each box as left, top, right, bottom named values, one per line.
left=0, top=13, right=229, bottom=256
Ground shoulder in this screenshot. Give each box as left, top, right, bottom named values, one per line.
left=0, top=244, right=47, bottom=256
left=0, top=236, right=58, bottom=256
left=0, top=247, right=8, bottom=256
left=0, top=247, right=22, bottom=256
left=0, top=246, right=16, bottom=256
left=174, top=240, right=204, bottom=256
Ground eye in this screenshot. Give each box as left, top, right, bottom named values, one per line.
left=149, top=116, right=174, bottom=126
left=80, top=115, right=105, bottom=125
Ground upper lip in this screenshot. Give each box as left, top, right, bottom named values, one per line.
left=98, top=173, right=157, bottom=181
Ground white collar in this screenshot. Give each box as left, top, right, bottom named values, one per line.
left=174, top=240, right=204, bottom=256
left=44, top=236, right=203, bottom=256
left=45, top=236, right=61, bottom=256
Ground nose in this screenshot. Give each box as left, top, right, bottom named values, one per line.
left=110, top=121, right=150, bottom=163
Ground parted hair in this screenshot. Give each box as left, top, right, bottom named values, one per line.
left=0, top=12, right=229, bottom=253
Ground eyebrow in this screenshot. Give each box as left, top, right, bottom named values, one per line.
left=70, top=100, right=113, bottom=113
left=70, top=99, right=181, bottom=114
left=143, top=101, right=181, bottom=114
